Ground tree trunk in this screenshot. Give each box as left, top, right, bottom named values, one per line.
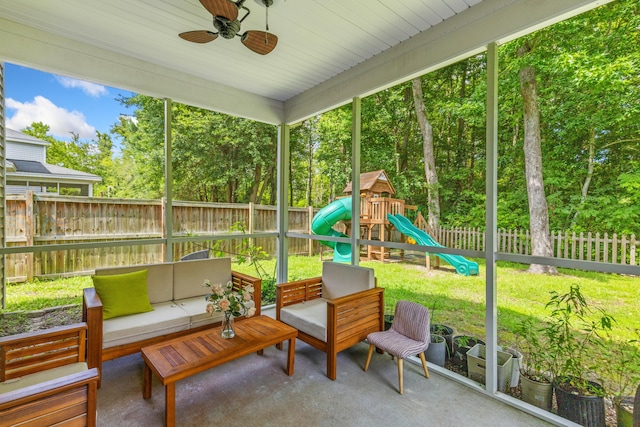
left=518, top=54, right=557, bottom=274
left=306, top=137, right=313, bottom=207
left=570, top=128, right=595, bottom=227
left=412, top=77, right=440, bottom=229
left=249, top=163, right=262, bottom=203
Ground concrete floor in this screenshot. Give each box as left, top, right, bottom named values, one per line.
left=96, top=318, right=556, bottom=426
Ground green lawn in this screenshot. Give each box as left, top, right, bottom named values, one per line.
left=4, top=256, right=638, bottom=345
left=2, top=255, right=638, bottom=395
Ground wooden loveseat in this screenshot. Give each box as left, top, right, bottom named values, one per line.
left=276, top=262, right=384, bottom=380
left=0, top=323, right=99, bottom=426
left=83, top=257, right=261, bottom=384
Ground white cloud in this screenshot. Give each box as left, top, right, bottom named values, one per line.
left=55, top=76, right=108, bottom=97
left=6, top=96, right=96, bottom=139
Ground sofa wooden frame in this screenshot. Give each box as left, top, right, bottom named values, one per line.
left=276, top=276, right=384, bottom=380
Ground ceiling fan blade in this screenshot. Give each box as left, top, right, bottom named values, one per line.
left=199, top=0, right=238, bottom=21
left=241, top=31, right=278, bottom=55
left=179, top=30, right=218, bottom=43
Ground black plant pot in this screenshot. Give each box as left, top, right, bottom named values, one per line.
left=384, top=315, right=394, bottom=331
left=430, top=324, right=454, bottom=358
left=553, top=377, right=605, bottom=427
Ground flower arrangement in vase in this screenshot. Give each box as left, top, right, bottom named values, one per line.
left=204, top=279, right=256, bottom=338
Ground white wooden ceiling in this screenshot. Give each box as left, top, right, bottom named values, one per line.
left=0, top=0, right=605, bottom=124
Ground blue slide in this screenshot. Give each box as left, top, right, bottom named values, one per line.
left=387, top=213, right=479, bottom=276
left=311, top=197, right=352, bottom=263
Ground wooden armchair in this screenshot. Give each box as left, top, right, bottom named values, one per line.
left=276, top=262, right=384, bottom=380
left=0, top=323, right=98, bottom=426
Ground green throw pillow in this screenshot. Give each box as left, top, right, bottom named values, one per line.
left=92, top=269, right=154, bottom=320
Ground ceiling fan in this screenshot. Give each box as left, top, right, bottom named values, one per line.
left=180, top=0, right=280, bottom=55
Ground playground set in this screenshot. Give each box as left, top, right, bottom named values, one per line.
left=311, top=170, right=479, bottom=276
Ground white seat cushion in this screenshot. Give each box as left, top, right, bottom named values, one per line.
left=103, top=301, right=190, bottom=348
left=0, top=362, right=88, bottom=394
left=174, top=296, right=225, bottom=328
left=280, top=298, right=328, bottom=342
left=174, top=296, right=255, bottom=329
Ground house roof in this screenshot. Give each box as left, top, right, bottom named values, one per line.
left=5, top=129, right=101, bottom=185
left=7, top=159, right=101, bottom=182
left=344, top=170, right=396, bottom=195
left=5, top=128, right=49, bottom=146
left=0, top=0, right=603, bottom=125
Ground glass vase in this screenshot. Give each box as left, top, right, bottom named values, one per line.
left=221, top=311, right=235, bottom=339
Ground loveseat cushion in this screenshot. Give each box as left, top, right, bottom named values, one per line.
left=173, top=258, right=233, bottom=300
left=102, top=301, right=190, bottom=348
left=173, top=296, right=225, bottom=329
left=92, top=269, right=154, bottom=320
left=321, top=262, right=375, bottom=300
left=0, top=362, right=88, bottom=394
left=279, top=298, right=328, bottom=342
left=95, top=263, right=174, bottom=304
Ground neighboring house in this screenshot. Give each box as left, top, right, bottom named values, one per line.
left=4, top=128, right=101, bottom=196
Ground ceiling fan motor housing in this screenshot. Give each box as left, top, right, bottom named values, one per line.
left=213, top=16, right=241, bottom=39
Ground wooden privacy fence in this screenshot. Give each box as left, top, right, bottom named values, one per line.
left=5, top=193, right=321, bottom=282
left=3, top=193, right=638, bottom=281
left=431, top=226, right=639, bottom=266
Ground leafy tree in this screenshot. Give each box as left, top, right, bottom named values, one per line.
left=111, top=95, right=278, bottom=203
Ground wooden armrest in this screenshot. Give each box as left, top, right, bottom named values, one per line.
left=0, top=368, right=99, bottom=408
left=276, top=277, right=323, bottom=312
left=0, top=323, right=88, bottom=381
left=328, top=287, right=384, bottom=307
left=231, top=270, right=261, bottom=286
left=82, top=288, right=103, bottom=380
left=232, top=271, right=262, bottom=317
left=0, top=322, right=87, bottom=348
left=82, top=287, right=102, bottom=313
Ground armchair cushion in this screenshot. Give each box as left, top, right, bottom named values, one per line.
left=321, top=262, right=375, bottom=299
left=279, top=298, right=328, bottom=342
left=0, top=362, right=88, bottom=394
left=92, top=269, right=153, bottom=320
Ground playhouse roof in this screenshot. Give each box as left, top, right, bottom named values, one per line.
left=343, top=170, right=396, bottom=196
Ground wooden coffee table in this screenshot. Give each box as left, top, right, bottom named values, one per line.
left=141, top=315, right=297, bottom=426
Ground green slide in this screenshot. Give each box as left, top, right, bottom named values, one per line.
left=387, top=213, right=479, bottom=276
left=311, top=197, right=353, bottom=263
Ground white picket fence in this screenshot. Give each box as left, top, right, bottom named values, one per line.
left=431, top=227, right=638, bottom=265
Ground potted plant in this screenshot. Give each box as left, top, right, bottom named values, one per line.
left=384, top=313, right=394, bottom=331
left=426, top=334, right=447, bottom=367
left=428, top=299, right=454, bottom=359
left=500, top=345, right=523, bottom=388
left=601, top=329, right=640, bottom=427
left=514, top=318, right=554, bottom=411
left=452, top=334, right=485, bottom=373
left=466, top=343, right=514, bottom=392
left=543, top=284, right=614, bottom=427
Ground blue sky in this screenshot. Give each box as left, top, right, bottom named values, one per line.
left=5, top=63, right=136, bottom=142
